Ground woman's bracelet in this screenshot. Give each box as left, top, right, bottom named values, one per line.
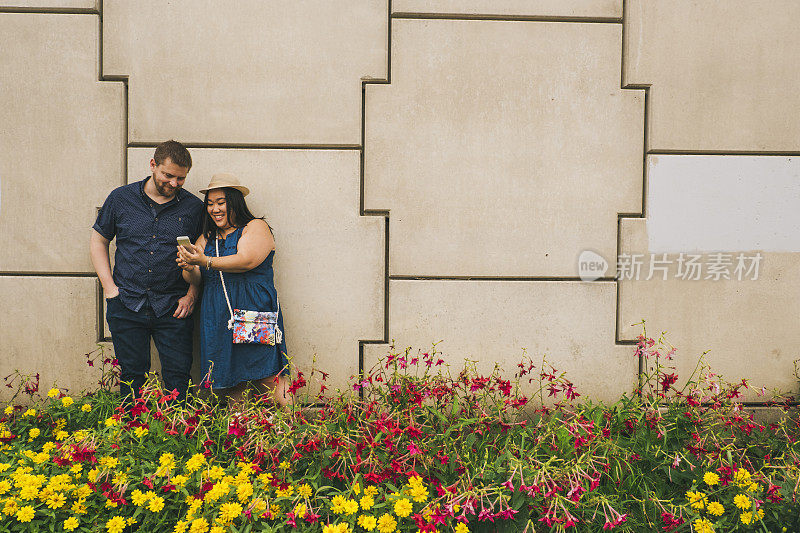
left=206, top=257, right=212, bottom=270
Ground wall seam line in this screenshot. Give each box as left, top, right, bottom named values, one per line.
left=391, top=12, right=621, bottom=24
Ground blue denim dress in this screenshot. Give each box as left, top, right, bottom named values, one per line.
left=200, top=227, right=289, bottom=389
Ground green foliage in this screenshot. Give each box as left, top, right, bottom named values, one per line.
left=0, top=329, right=798, bottom=532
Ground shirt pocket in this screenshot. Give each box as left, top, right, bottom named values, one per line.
left=158, top=214, right=189, bottom=244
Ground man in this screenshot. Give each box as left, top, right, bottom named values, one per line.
left=90, top=140, right=204, bottom=402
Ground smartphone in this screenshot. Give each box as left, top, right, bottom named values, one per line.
left=177, top=236, right=192, bottom=249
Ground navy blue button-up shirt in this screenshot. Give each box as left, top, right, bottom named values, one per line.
left=93, top=177, right=204, bottom=317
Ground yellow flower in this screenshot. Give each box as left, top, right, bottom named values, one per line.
left=99, top=456, right=119, bottom=469
left=208, top=465, right=224, bottom=480
left=42, top=442, right=56, bottom=454
left=190, top=517, right=210, bottom=533
left=64, top=516, right=79, bottom=531
left=0, top=481, right=10, bottom=495
left=48, top=388, right=59, bottom=398
left=173, top=474, right=188, bottom=487
left=686, top=490, right=707, bottom=510
left=71, top=499, right=87, bottom=515
left=377, top=513, right=397, bottom=533
left=298, top=483, right=313, bottom=498
left=15, top=505, right=35, bottom=522
left=237, top=461, right=256, bottom=475
left=104, top=417, right=118, bottom=427
left=148, top=495, right=165, bottom=512
left=19, top=485, right=39, bottom=500
left=279, top=461, right=291, bottom=470
left=105, top=499, right=119, bottom=509
left=46, top=493, right=67, bottom=509
left=257, top=472, right=273, bottom=484
left=364, top=485, right=378, bottom=497
left=174, top=520, right=188, bottom=533
left=112, top=472, right=128, bottom=485
left=455, top=524, right=469, bottom=533
left=343, top=498, right=359, bottom=515
left=703, top=471, right=719, bottom=486
left=28, top=428, right=40, bottom=439
left=55, top=430, right=69, bottom=441
left=134, top=427, right=149, bottom=438
left=694, top=518, right=714, bottom=533
left=61, top=397, right=74, bottom=407
left=360, top=495, right=375, bottom=510
left=734, top=469, right=752, bottom=488
left=23, top=409, right=36, bottom=417
left=3, top=406, right=12, bottom=415
left=74, top=484, right=92, bottom=499
left=294, top=502, right=307, bottom=518
left=409, top=483, right=429, bottom=503
left=81, top=404, right=92, bottom=412
left=352, top=482, right=361, bottom=495
left=34, top=451, right=50, bottom=463
left=706, top=501, right=724, bottom=516
left=740, top=511, right=754, bottom=525
left=237, top=482, right=253, bottom=502
left=3, top=499, right=19, bottom=516
left=218, top=501, right=243, bottom=524
left=251, top=498, right=267, bottom=514
left=131, top=489, right=147, bottom=506
left=331, top=495, right=347, bottom=514
left=747, top=482, right=761, bottom=493
left=394, top=498, right=413, bottom=518
left=160, top=453, right=175, bottom=466
left=205, top=482, right=230, bottom=502
left=276, top=485, right=295, bottom=498
left=185, top=453, right=206, bottom=472
left=358, top=514, right=377, bottom=531
left=106, top=516, right=126, bottom=533
left=210, top=527, right=224, bottom=533
left=323, top=525, right=351, bottom=533
left=733, top=494, right=751, bottom=510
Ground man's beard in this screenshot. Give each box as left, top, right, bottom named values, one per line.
left=155, top=180, right=176, bottom=197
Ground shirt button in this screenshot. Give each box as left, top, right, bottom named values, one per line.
left=148, top=269, right=152, bottom=273
left=150, top=251, right=153, bottom=255
left=153, top=235, right=156, bottom=238
left=155, top=217, right=158, bottom=221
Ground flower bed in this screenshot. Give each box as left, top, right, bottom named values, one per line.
left=0, top=331, right=799, bottom=532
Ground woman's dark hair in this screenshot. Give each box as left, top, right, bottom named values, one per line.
left=202, top=187, right=271, bottom=239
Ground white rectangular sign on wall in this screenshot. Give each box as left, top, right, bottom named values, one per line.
left=647, top=155, right=800, bottom=253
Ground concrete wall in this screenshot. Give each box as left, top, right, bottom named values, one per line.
left=1, top=1, right=798, bottom=402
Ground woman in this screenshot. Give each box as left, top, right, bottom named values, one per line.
left=177, top=173, right=290, bottom=406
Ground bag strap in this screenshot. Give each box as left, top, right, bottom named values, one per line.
left=215, top=236, right=235, bottom=330
left=215, top=232, right=279, bottom=331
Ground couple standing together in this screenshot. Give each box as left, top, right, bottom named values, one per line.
left=89, top=140, right=290, bottom=406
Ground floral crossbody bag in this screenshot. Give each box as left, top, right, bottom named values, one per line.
left=216, top=236, right=283, bottom=345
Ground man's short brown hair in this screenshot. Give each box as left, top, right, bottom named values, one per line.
left=153, top=140, right=192, bottom=170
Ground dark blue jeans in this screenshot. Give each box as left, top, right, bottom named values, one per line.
left=105, top=297, right=193, bottom=403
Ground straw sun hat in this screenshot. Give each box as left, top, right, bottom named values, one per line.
left=198, top=172, right=250, bottom=197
